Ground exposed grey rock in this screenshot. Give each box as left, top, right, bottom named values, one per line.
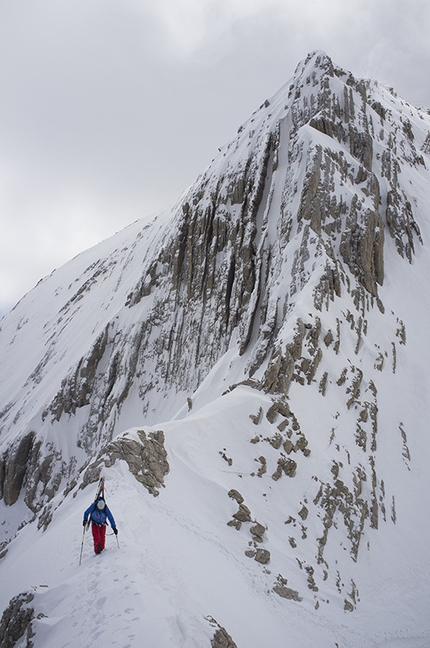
left=339, top=202, right=384, bottom=296
left=49, top=326, right=110, bottom=423
left=283, top=459, right=297, bottom=477
left=272, top=457, right=297, bottom=480
left=250, top=522, right=266, bottom=541
left=268, top=433, right=283, bottom=449
left=0, top=591, right=35, bottom=648
left=305, top=565, right=319, bottom=591
left=283, top=439, right=294, bottom=454
left=0, top=432, right=35, bottom=506
left=255, top=456, right=267, bottom=477
left=219, top=451, right=232, bottom=466
left=228, top=489, right=244, bottom=504
left=254, top=548, right=271, bottom=564
left=349, top=127, right=373, bottom=171
left=266, top=400, right=291, bottom=423
left=83, top=430, right=169, bottom=497
left=313, top=455, right=382, bottom=563
left=211, top=625, right=238, bottom=648
left=294, top=436, right=309, bottom=453
left=319, top=371, right=328, bottom=395
left=249, top=406, right=262, bottom=425
left=344, top=599, right=354, bottom=612
left=233, top=504, right=252, bottom=523
left=385, top=189, right=422, bottom=262
left=273, top=586, right=302, bottom=602
left=263, top=321, right=307, bottom=394
left=298, top=505, right=309, bottom=521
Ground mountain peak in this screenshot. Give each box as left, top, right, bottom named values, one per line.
left=295, top=49, right=335, bottom=75
left=1, top=54, right=430, bottom=646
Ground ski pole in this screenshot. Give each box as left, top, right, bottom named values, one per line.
left=79, top=526, right=86, bottom=565
left=115, top=532, right=120, bottom=550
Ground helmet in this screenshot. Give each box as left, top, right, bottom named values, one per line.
left=96, top=499, right=105, bottom=510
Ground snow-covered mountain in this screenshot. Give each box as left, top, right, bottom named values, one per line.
left=1, top=51, right=430, bottom=647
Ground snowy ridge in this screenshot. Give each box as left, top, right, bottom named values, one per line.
left=1, top=51, right=430, bottom=646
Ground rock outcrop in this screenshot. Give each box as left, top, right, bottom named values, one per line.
left=0, top=591, right=36, bottom=648
left=207, top=617, right=238, bottom=648
left=82, top=429, right=170, bottom=497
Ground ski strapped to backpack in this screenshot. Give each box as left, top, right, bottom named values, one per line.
left=95, top=476, right=105, bottom=502
left=85, top=476, right=106, bottom=530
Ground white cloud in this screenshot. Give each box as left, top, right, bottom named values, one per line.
left=139, top=0, right=286, bottom=57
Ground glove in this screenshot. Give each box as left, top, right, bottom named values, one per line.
left=113, top=528, right=118, bottom=535
left=83, top=520, right=87, bottom=527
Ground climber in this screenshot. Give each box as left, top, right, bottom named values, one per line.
left=83, top=497, right=118, bottom=555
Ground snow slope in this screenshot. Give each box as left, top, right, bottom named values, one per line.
left=1, top=383, right=429, bottom=647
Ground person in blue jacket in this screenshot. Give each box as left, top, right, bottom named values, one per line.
left=83, top=497, right=118, bottom=554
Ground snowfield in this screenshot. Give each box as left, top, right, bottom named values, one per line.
left=1, top=381, right=430, bottom=647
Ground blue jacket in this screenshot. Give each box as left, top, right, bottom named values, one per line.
left=84, top=500, right=116, bottom=529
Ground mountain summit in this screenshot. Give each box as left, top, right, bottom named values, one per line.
left=1, top=52, right=429, bottom=647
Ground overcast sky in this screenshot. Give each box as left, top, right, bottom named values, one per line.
left=1, top=0, right=429, bottom=315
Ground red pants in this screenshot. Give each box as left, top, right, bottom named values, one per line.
left=91, top=523, right=106, bottom=554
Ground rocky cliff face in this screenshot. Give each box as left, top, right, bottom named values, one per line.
left=0, top=50, right=428, bottom=549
